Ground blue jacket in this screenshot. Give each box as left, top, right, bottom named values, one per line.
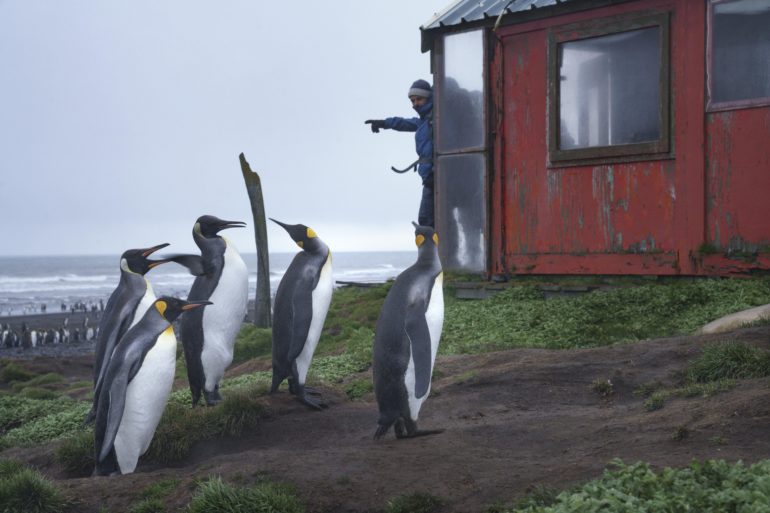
left=383, top=99, right=433, bottom=186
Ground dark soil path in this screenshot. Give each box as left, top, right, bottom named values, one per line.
left=5, top=325, right=770, bottom=512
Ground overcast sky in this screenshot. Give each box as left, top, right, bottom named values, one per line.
left=0, top=1, right=451, bottom=256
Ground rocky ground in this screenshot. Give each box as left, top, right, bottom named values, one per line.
left=3, top=324, right=770, bottom=512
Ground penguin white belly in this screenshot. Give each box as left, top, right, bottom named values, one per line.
left=295, top=254, right=333, bottom=384
left=201, top=242, right=248, bottom=391
left=406, top=273, right=444, bottom=421
left=113, top=328, right=176, bottom=473
left=130, top=280, right=157, bottom=329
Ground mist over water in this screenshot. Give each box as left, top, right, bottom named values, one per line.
left=0, top=251, right=414, bottom=316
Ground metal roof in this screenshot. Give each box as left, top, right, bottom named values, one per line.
left=421, top=0, right=576, bottom=31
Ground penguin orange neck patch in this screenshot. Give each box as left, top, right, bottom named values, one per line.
left=155, top=301, right=167, bottom=318
left=415, top=235, right=425, bottom=247
left=306, top=227, right=317, bottom=239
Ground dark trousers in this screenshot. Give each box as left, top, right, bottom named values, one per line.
left=418, top=185, right=434, bottom=228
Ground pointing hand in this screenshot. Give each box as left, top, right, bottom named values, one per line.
left=365, top=119, right=386, bottom=133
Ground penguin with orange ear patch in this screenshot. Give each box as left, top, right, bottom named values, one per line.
left=94, top=297, right=210, bottom=476
left=373, top=222, right=444, bottom=440
left=269, top=219, right=333, bottom=410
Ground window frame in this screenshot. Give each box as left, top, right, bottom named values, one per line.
left=706, top=0, right=770, bottom=112
left=547, top=11, right=671, bottom=165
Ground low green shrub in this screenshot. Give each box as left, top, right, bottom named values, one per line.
left=496, top=459, right=770, bottom=512
left=232, top=325, right=273, bottom=364
left=1, top=401, right=90, bottom=448
left=386, top=492, right=443, bottom=513
left=129, top=497, right=166, bottom=513
left=20, top=387, right=60, bottom=400
left=345, top=378, right=373, bottom=400
left=21, top=373, right=64, bottom=388
left=0, top=362, right=35, bottom=383
left=186, top=476, right=304, bottom=513
left=0, top=465, right=68, bottom=513
left=687, top=342, right=770, bottom=383
left=55, top=430, right=94, bottom=477
left=0, top=396, right=79, bottom=435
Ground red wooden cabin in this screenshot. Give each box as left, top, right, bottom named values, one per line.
left=421, top=0, right=770, bottom=277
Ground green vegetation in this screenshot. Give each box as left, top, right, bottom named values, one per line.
left=686, top=341, right=770, bottom=383
left=0, top=361, right=35, bottom=383
left=386, top=492, right=443, bottom=513
left=55, top=430, right=94, bottom=478
left=186, top=476, right=304, bottom=513
left=0, top=459, right=68, bottom=513
left=345, top=378, right=374, bottom=400
left=0, top=399, right=90, bottom=449
left=232, top=325, right=273, bottom=364
left=494, top=459, right=770, bottom=512
left=127, top=478, right=180, bottom=513
left=441, top=277, right=770, bottom=353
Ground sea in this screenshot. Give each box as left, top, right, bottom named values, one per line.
left=0, top=252, right=415, bottom=317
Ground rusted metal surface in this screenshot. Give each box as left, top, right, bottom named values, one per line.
left=486, top=0, right=769, bottom=276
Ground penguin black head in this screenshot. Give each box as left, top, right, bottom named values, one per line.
left=412, top=221, right=439, bottom=248
left=121, top=243, right=171, bottom=275
left=270, top=218, right=321, bottom=250
left=194, top=215, right=246, bottom=239
left=153, top=297, right=212, bottom=323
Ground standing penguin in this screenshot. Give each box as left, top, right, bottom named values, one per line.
left=85, top=243, right=170, bottom=424
left=270, top=219, right=332, bottom=410
left=94, top=297, right=210, bottom=476
left=373, top=222, right=444, bottom=439
left=170, top=215, right=248, bottom=407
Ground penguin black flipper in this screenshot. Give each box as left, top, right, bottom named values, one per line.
left=166, top=254, right=207, bottom=276
left=405, top=305, right=433, bottom=399
left=287, top=285, right=314, bottom=363
left=95, top=340, right=149, bottom=467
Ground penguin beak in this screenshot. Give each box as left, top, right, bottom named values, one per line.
left=181, top=300, right=213, bottom=311
left=269, top=218, right=289, bottom=229
left=141, top=243, right=170, bottom=258
left=216, top=220, right=246, bottom=232
left=147, top=258, right=171, bottom=269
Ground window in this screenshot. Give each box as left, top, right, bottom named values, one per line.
left=548, top=13, right=670, bottom=163
left=708, top=0, right=770, bottom=110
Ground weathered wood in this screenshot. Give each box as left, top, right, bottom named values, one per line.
left=239, top=153, right=271, bottom=328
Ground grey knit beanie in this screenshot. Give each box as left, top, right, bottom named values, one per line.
left=408, top=79, right=432, bottom=98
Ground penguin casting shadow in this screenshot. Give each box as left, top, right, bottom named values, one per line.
left=167, top=215, right=249, bottom=407
left=269, top=219, right=333, bottom=410
left=93, top=297, right=210, bottom=476
left=372, top=222, right=444, bottom=440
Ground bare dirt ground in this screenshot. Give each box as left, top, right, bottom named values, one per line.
left=5, top=324, right=770, bottom=513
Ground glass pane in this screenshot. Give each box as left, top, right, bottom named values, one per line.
left=438, top=30, right=485, bottom=152
left=436, top=154, right=486, bottom=273
left=559, top=27, right=660, bottom=149
left=712, top=0, right=770, bottom=103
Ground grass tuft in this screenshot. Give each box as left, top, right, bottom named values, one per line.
left=232, top=325, right=273, bottom=364
left=687, top=342, right=770, bottom=383
left=55, top=430, right=95, bottom=478
left=186, top=476, right=304, bottom=513
left=0, top=465, right=68, bottom=513
left=386, top=492, right=443, bottom=513
left=0, top=362, right=35, bottom=383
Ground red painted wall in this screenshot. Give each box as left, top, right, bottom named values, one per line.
left=489, top=0, right=769, bottom=276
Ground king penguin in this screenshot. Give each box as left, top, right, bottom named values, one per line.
left=270, top=218, right=333, bottom=410
left=85, top=243, right=171, bottom=424
left=94, top=297, right=211, bottom=476
left=170, top=215, right=249, bottom=407
left=372, top=222, right=444, bottom=439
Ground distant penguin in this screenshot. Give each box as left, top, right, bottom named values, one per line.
left=373, top=222, right=444, bottom=439
left=93, top=297, right=210, bottom=476
left=169, top=215, right=248, bottom=407
left=269, top=219, right=333, bottom=410
left=85, top=243, right=171, bottom=425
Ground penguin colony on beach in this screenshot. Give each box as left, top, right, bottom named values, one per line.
left=83, top=210, right=444, bottom=475
left=0, top=318, right=90, bottom=349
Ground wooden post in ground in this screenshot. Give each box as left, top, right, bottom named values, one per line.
left=239, top=152, right=271, bottom=328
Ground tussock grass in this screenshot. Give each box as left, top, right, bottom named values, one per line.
left=386, top=492, right=443, bottom=513
left=493, top=459, right=770, bottom=512
left=687, top=341, right=770, bottom=383
left=1, top=400, right=90, bottom=448
left=186, top=476, right=304, bottom=513
left=0, top=460, right=68, bottom=513
left=232, top=325, right=272, bottom=364
left=55, top=430, right=94, bottom=478
left=147, top=389, right=266, bottom=464
left=0, top=362, right=35, bottom=383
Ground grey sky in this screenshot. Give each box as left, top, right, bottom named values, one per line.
left=0, top=1, right=450, bottom=256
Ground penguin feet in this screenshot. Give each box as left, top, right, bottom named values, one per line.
left=296, top=385, right=327, bottom=410
left=204, top=388, right=223, bottom=406
left=394, top=419, right=444, bottom=439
